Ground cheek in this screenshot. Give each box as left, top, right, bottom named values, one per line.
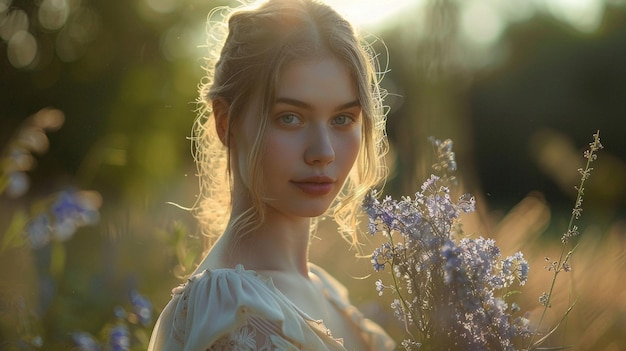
left=262, top=132, right=299, bottom=169
left=337, top=129, right=362, bottom=168
left=330, top=136, right=361, bottom=192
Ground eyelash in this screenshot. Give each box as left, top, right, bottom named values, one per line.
left=278, top=113, right=302, bottom=125
left=332, top=115, right=354, bottom=126
left=276, top=113, right=355, bottom=126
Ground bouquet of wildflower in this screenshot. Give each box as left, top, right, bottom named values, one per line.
left=365, top=133, right=603, bottom=350
left=364, top=138, right=532, bottom=351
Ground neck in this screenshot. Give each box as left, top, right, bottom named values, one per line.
left=218, top=201, right=313, bottom=278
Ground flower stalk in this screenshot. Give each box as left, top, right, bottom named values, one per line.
left=527, top=131, right=602, bottom=349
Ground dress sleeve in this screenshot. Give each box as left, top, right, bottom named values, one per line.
left=148, top=265, right=346, bottom=351
left=308, top=264, right=397, bottom=351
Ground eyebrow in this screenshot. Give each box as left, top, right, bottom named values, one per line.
left=274, top=97, right=361, bottom=111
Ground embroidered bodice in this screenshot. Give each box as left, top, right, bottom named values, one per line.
left=148, top=264, right=395, bottom=351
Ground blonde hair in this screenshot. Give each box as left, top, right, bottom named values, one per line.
left=192, top=0, right=388, bottom=249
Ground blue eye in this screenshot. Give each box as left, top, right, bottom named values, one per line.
left=332, top=115, right=353, bottom=126
left=278, top=114, right=301, bottom=125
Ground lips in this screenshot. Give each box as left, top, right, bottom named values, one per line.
left=291, top=176, right=335, bottom=196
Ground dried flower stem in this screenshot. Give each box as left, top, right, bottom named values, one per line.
left=528, top=131, right=602, bottom=349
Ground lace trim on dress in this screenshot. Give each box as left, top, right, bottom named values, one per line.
left=146, top=263, right=396, bottom=351
left=168, top=265, right=346, bottom=351
left=206, top=321, right=272, bottom=351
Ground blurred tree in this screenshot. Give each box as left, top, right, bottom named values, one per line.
left=469, top=4, right=626, bottom=222
left=381, top=0, right=478, bottom=198
left=376, top=0, right=625, bottom=227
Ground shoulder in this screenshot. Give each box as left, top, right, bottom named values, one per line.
left=307, top=262, right=350, bottom=304
left=173, top=265, right=280, bottom=316
left=308, top=263, right=397, bottom=351
left=148, top=265, right=294, bottom=351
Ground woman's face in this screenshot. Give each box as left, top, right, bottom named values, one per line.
left=234, top=55, right=362, bottom=219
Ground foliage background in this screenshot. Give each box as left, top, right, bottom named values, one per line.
left=1, top=0, right=625, bottom=349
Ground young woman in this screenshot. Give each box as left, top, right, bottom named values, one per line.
left=149, top=0, right=394, bottom=350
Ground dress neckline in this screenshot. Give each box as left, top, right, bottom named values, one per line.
left=201, top=263, right=333, bottom=323
left=230, top=263, right=344, bottom=345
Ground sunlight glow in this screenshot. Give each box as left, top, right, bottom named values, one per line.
left=144, top=0, right=180, bottom=14
left=496, top=0, right=535, bottom=23
left=323, top=0, right=423, bottom=29
left=543, top=0, right=604, bottom=32
left=460, top=1, right=504, bottom=47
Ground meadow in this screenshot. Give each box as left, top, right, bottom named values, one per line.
left=1, top=0, right=625, bottom=349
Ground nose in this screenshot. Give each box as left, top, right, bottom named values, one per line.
left=304, top=124, right=335, bottom=166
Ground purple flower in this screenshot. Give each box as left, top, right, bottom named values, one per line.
left=375, top=279, right=385, bottom=296
left=371, top=242, right=396, bottom=272
left=365, top=136, right=533, bottom=350
left=441, top=240, right=462, bottom=284
left=457, top=193, right=475, bottom=214
left=130, top=290, right=153, bottom=326
left=50, top=190, right=101, bottom=241
left=501, top=252, right=529, bottom=287
left=72, top=331, right=101, bottom=351
left=109, top=324, right=130, bottom=351
left=420, top=174, right=440, bottom=193
left=22, top=190, right=102, bottom=248
left=371, top=248, right=386, bottom=271
left=26, top=213, right=52, bottom=249
left=114, top=306, right=127, bottom=320
left=4, top=171, right=29, bottom=198
left=390, top=299, right=404, bottom=321
left=429, top=137, right=458, bottom=173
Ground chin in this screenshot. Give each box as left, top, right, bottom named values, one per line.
left=306, top=209, right=330, bottom=218
left=294, top=203, right=333, bottom=218
left=294, top=206, right=329, bottom=218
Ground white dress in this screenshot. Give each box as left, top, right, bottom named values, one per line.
left=148, top=263, right=396, bottom=351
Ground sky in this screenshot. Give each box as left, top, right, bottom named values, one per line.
left=326, top=0, right=608, bottom=45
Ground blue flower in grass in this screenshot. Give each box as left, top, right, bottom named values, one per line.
left=72, top=332, right=101, bottom=351
left=109, top=324, right=130, bottom=351
left=130, top=290, right=153, bottom=326
left=26, top=213, right=53, bottom=249
left=24, top=190, right=102, bottom=248
left=51, top=190, right=101, bottom=241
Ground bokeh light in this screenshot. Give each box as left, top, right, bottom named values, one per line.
left=144, top=0, right=180, bottom=14
left=325, top=0, right=422, bottom=29
left=160, top=23, right=203, bottom=62
left=543, top=0, right=605, bottom=32
left=460, top=1, right=505, bottom=47
left=38, top=0, right=70, bottom=31
left=7, top=29, right=37, bottom=68
left=0, top=7, right=28, bottom=41
left=0, top=0, right=101, bottom=68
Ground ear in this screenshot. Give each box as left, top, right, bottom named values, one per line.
left=212, top=99, right=230, bottom=146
